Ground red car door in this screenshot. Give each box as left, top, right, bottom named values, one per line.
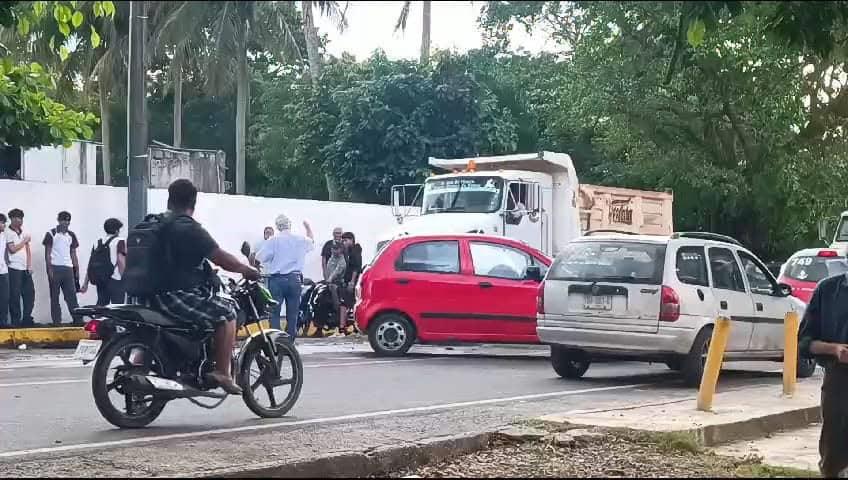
left=463, top=239, right=546, bottom=342
left=388, top=239, right=479, bottom=339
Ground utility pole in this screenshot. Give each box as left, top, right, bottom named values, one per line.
left=127, top=0, right=148, bottom=228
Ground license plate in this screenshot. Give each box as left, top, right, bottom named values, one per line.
left=146, top=376, right=185, bottom=392
left=74, top=339, right=102, bottom=362
left=584, top=295, right=613, bottom=311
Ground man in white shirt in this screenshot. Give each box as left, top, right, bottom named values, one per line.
left=0, top=213, right=8, bottom=327
left=256, top=214, right=314, bottom=340
left=41, top=211, right=81, bottom=325
left=6, top=208, right=33, bottom=327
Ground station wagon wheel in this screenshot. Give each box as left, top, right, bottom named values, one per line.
left=368, top=313, right=415, bottom=356
left=550, top=345, right=591, bottom=379
left=681, top=326, right=713, bottom=388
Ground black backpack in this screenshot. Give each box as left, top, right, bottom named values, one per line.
left=123, top=213, right=176, bottom=297
left=87, top=236, right=117, bottom=286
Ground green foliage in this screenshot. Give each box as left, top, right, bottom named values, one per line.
left=0, top=60, right=98, bottom=147
left=250, top=52, right=519, bottom=203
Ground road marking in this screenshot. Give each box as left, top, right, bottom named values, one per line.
left=0, top=383, right=646, bottom=458
left=0, top=358, right=432, bottom=388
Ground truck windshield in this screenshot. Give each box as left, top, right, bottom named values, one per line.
left=422, top=176, right=504, bottom=214
left=837, top=216, right=848, bottom=242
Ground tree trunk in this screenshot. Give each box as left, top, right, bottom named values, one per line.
left=420, top=0, right=431, bottom=65
left=302, top=0, right=339, bottom=200
left=173, top=56, right=183, bottom=148
left=235, top=31, right=248, bottom=195
left=99, top=83, right=112, bottom=185
left=302, top=1, right=322, bottom=85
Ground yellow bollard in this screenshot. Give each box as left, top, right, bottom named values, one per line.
left=697, top=316, right=732, bottom=412
left=783, top=311, right=800, bottom=397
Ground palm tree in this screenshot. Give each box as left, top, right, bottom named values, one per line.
left=395, top=0, right=431, bottom=64
left=0, top=1, right=131, bottom=185
left=154, top=1, right=340, bottom=196
left=301, top=1, right=348, bottom=200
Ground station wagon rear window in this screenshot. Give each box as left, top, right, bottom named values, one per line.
left=548, top=241, right=666, bottom=284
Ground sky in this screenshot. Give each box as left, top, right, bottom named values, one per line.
left=314, top=1, right=558, bottom=61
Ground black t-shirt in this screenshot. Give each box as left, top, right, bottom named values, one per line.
left=167, top=214, right=219, bottom=291
left=344, top=244, right=363, bottom=284
left=321, top=240, right=335, bottom=262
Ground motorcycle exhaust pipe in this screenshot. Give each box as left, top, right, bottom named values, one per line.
left=126, top=375, right=228, bottom=400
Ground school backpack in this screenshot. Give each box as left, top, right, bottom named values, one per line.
left=87, top=236, right=117, bottom=286
left=123, top=213, right=176, bottom=297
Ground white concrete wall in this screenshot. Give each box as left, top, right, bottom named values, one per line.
left=1, top=180, right=396, bottom=325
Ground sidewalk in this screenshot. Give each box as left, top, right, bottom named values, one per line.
left=538, top=378, right=822, bottom=446
left=715, top=425, right=820, bottom=473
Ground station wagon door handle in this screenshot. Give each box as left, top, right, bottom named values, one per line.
left=720, top=300, right=728, bottom=310
left=756, top=302, right=763, bottom=312
left=697, top=289, right=705, bottom=301
left=479, top=282, right=493, bottom=289
left=396, top=278, right=410, bottom=285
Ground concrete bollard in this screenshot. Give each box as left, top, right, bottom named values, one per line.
left=783, top=311, right=800, bottom=397
left=697, top=316, right=731, bottom=412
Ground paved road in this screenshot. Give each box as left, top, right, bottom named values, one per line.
left=0, top=340, right=801, bottom=475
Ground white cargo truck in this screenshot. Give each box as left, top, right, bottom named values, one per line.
left=379, top=151, right=582, bottom=257
left=379, top=151, right=677, bottom=257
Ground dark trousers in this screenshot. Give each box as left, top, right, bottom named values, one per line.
left=0, top=273, right=8, bottom=327
left=820, top=365, right=848, bottom=477
left=269, top=272, right=301, bottom=339
left=49, top=266, right=79, bottom=325
left=8, top=268, right=34, bottom=327
left=95, top=278, right=126, bottom=306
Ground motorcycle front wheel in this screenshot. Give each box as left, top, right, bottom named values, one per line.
left=239, top=336, right=303, bottom=418
left=91, top=335, right=168, bottom=429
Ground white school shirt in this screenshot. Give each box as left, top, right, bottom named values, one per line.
left=5, top=228, right=27, bottom=271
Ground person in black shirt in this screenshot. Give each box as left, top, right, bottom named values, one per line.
left=339, top=231, right=362, bottom=334
left=150, top=179, right=259, bottom=395
left=321, top=227, right=343, bottom=280
left=799, top=273, right=848, bottom=477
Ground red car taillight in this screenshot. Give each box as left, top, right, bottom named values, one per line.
left=659, top=285, right=680, bottom=322
left=84, top=319, right=102, bottom=339
left=537, top=282, right=545, bottom=315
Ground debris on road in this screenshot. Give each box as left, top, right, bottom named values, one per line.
left=386, top=429, right=820, bottom=478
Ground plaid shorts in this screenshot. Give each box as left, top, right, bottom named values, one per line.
left=151, top=286, right=237, bottom=330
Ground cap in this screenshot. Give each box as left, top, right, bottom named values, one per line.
left=275, top=214, right=291, bottom=231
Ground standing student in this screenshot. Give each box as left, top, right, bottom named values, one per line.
left=42, top=211, right=81, bottom=325
left=81, top=218, right=127, bottom=305
left=0, top=213, right=8, bottom=327
left=6, top=208, right=33, bottom=327
left=321, top=227, right=343, bottom=280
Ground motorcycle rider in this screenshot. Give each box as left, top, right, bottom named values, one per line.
left=150, top=179, right=259, bottom=395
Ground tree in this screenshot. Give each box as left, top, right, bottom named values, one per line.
left=0, top=2, right=111, bottom=149
left=300, top=0, right=348, bottom=200
left=478, top=1, right=848, bottom=258
left=395, top=0, right=432, bottom=64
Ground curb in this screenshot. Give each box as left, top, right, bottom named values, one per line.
left=0, top=320, right=366, bottom=348
left=557, top=404, right=822, bottom=447
left=175, top=432, right=494, bottom=478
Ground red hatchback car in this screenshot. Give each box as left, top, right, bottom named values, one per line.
left=354, top=234, right=551, bottom=356
left=778, top=248, right=848, bottom=304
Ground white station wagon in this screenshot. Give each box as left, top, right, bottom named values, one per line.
left=536, top=231, right=816, bottom=387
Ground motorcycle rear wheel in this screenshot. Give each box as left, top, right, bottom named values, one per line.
left=91, top=335, right=168, bottom=429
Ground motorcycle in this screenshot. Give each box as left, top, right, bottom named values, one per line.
left=73, top=277, right=303, bottom=429
left=298, top=279, right=358, bottom=337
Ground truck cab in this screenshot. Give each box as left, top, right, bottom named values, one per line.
left=828, top=211, right=848, bottom=255
left=378, top=152, right=581, bottom=257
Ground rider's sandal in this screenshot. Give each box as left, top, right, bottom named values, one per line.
left=206, top=372, right=243, bottom=395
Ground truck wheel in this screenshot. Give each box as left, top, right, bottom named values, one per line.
left=550, top=346, right=590, bottom=379
left=682, top=326, right=713, bottom=388
left=368, top=313, right=415, bottom=357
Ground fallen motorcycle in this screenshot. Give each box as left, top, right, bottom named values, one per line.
left=73, top=277, right=303, bottom=429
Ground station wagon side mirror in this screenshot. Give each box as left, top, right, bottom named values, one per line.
left=776, top=283, right=793, bottom=298
left=525, top=265, right=543, bottom=282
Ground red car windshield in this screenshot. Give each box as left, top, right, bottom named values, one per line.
left=784, top=256, right=848, bottom=283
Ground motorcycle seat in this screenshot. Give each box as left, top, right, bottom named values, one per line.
left=102, top=305, right=182, bottom=328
